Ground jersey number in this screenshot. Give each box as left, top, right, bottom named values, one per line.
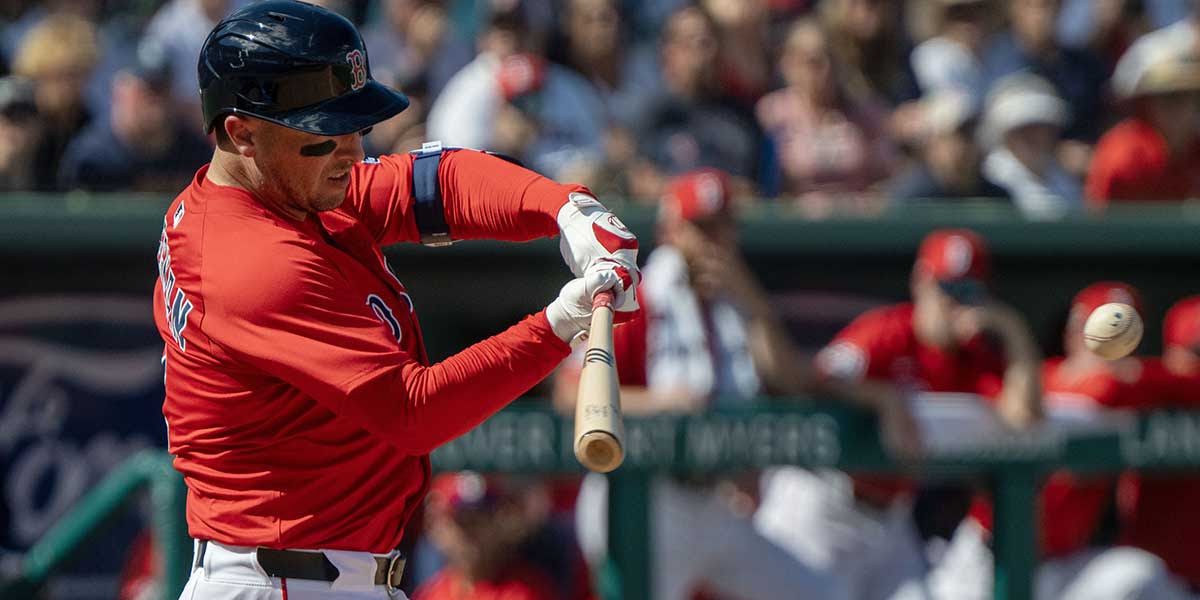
left=367, top=294, right=402, bottom=344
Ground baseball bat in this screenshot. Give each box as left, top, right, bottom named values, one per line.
left=573, top=290, right=625, bottom=473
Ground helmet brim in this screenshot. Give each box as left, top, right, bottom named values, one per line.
left=269, top=80, right=410, bottom=136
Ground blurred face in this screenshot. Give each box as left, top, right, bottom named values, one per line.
left=1144, top=92, right=1200, bottom=147
left=1004, top=122, right=1059, bottom=167
left=1010, top=0, right=1059, bottom=50
left=112, top=75, right=172, bottom=148
left=235, top=118, right=367, bottom=217
left=912, top=275, right=968, bottom=349
left=0, top=113, right=41, bottom=171
left=781, top=23, right=834, bottom=99
left=662, top=8, right=718, bottom=88
left=32, top=66, right=89, bottom=121
left=1164, top=345, right=1200, bottom=375
left=925, top=128, right=978, bottom=181
left=844, top=0, right=886, bottom=42
left=428, top=505, right=529, bottom=578
left=568, top=0, right=620, bottom=59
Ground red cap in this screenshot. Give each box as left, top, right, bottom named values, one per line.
left=1164, top=296, right=1200, bottom=349
left=428, top=472, right=507, bottom=513
left=497, top=54, right=547, bottom=101
left=1071, top=281, right=1143, bottom=321
left=915, top=229, right=991, bottom=303
left=661, top=169, right=732, bottom=222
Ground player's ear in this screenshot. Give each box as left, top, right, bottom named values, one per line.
left=222, top=116, right=257, bottom=158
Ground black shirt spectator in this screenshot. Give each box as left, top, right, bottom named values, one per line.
left=58, top=55, right=211, bottom=193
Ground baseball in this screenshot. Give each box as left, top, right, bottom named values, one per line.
left=1083, top=302, right=1143, bottom=360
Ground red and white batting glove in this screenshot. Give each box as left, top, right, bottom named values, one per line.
left=557, top=191, right=640, bottom=320
left=545, top=262, right=637, bottom=343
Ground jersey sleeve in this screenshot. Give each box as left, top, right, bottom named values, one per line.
left=814, top=308, right=901, bottom=383
left=346, top=150, right=588, bottom=245
left=204, top=249, right=571, bottom=456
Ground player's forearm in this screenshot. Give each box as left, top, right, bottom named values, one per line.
left=438, top=150, right=575, bottom=242
left=338, top=312, right=570, bottom=454
left=989, top=311, right=1043, bottom=425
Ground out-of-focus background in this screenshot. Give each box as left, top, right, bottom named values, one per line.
left=6, top=0, right=1200, bottom=599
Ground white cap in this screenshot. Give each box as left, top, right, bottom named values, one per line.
left=978, top=72, right=1069, bottom=149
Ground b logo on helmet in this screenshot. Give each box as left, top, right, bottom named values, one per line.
left=347, top=49, right=366, bottom=91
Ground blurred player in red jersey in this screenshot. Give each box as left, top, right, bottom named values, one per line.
left=754, top=228, right=1042, bottom=600
left=928, top=282, right=1192, bottom=600
left=156, top=3, right=639, bottom=599
left=413, top=473, right=559, bottom=600
left=1119, top=295, right=1200, bottom=591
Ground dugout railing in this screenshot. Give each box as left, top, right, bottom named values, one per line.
left=3, top=402, right=1200, bottom=600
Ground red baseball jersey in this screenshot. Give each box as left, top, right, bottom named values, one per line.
left=153, top=150, right=578, bottom=553
left=972, top=358, right=1195, bottom=559
left=815, top=303, right=1006, bottom=503
left=1037, top=357, right=1183, bottom=557
left=815, top=303, right=1006, bottom=396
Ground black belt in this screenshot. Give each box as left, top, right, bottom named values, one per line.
left=198, top=541, right=406, bottom=589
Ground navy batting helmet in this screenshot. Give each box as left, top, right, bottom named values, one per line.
left=198, top=0, right=409, bottom=136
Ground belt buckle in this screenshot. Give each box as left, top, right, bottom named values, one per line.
left=383, top=550, right=405, bottom=596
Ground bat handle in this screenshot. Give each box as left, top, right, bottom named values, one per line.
left=592, top=289, right=615, bottom=311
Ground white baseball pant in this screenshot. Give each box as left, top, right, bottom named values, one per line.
left=575, top=473, right=851, bottom=600
left=178, top=540, right=409, bottom=600
left=928, top=518, right=1196, bottom=600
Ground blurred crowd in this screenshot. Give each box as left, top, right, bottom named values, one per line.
left=5, top=0, right=1200, bottom=213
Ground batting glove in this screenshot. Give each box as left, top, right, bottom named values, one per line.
left=546, top=262, right=639, bottom=343
left=557, top=191, right=640, bottom=311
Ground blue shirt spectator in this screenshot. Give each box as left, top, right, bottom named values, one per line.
left=982, top=0, right=1108, bottom=142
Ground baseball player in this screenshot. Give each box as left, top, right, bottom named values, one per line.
left=154, top=2, right=639, bottom=599
left=754, top=228, right=1042, bottom=600
left=927, top=282, right=1192, bottom=600
left=1121, top=295, right=1200, bottom=591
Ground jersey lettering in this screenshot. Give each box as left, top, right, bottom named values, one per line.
left=157, top=220, right=194, bottom=352
left=367, top=294, right=402, bottom=343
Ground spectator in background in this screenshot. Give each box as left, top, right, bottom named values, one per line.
left=491, top=52, right=608, bottom=183
left=555, top=0, right=660, bottom=129
left=556, top=170, right=851, bottom=600
left=1057, top=0, right=1151, bottom=72
left=702, top=0, right=772, bottom=107
left=361, top=0, right=471, bottom=103
left=981, top=0, right=1108, bottom=154
left=631, top=6, right=764, bottom=199
left=756, top=17, right=894, bottom=205
left=142, top=0, right=232, bottom=126
left=819, top=0, right=918, bottom=107
left=427, top=5, right=607, bottom=182
left=0, top=76, right=41, bottom=191
left=928, top=282, right=1193, bottom=600
left=1111, top=0, right=1200, bottom=100
left=756, top=228, right=1042, bottom=600
left=979, top=73, right=1084, bottom=220
left=889, top=88, right=1008, bottom=203
left=1087, top=55, right=1200, bottom=206
left=1121, top=295, right=1200, bottom=591
left=414, top=472, right=559, bottom=600
left=11, top=13, right=99, bottom=191
left=910, top=0, right=995, bottom=96
left=58, top=46, right=212, bottom=193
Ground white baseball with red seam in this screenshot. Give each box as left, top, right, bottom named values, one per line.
left=1083, top=302, right=1143, bottom=360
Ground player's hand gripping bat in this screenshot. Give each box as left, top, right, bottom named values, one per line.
left=573, top=290, right=625, bottom=472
